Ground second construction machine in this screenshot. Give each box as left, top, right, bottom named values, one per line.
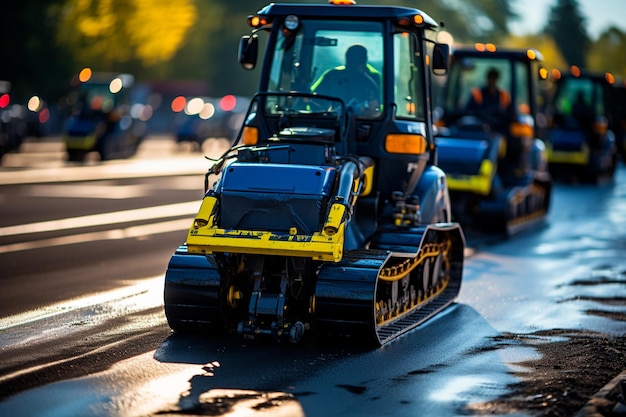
left=164, top=1, right=465, bottom=346
left=545, top=66, right=618, bottom=182
left=434, top=45, right=552, bottom=235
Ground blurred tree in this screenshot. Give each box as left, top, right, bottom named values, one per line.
left=56, top=0, right=197, bottom=71
left=342, top=0, right=516, bottom=43
left=544, top=0, right=590, bottom=67
left=155, top=0, right=226, bottom=82
left=201, top=0, right=270, bottom=96
left=433, top=0, right=515, bottom=41
left=503, top=34, right=568, bottom=71
left=587, top=27, right=626, bottom=79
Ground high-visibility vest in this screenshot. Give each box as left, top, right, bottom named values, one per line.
left=311, top=64, right=381, bottom=92
left=471, top=87, right=511, bottom=109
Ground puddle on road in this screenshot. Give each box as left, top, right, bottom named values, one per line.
left=534, top=235, right=622, bottom=257
left=569, top=266, right=626, bottom=286
left=557, top=266, right=626, bottom=326
left=156, top=389, right=305, bottom=417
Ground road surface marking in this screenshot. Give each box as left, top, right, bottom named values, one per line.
left=0, top=201, right=199, bottom=237
left=24, top=183, right=151, bottom=199
left=0, top=218, right=192, bottom=254
left=0, top=275, right=164, bottom=331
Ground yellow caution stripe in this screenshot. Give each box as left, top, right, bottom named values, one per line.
left=547, top=143, right=589, bottom=165
left=63, top=134, right=97, bottom=150
left=445, top=160, right=494, bottom=195
left=187, top=225, right=345, bottom=262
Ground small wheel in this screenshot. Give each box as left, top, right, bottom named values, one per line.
left=288, top=321, right=306, bottom=343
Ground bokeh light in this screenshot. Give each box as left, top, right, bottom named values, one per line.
left=199, top=102, right=215, bottom=120
left=171, top=96, right=186, bottom=112
left=79, top=67, right=92, bottom=83
left=185, top=97, right=204, bottom=115
left=0, top=94, right=10, bottom=109
left=220, top=95, right=236, bottom=112
left=28, top=96, right=42, bottom=112
left=39, top=108, right=50, bottom=123
left=109, top=78, right=123, bottom=94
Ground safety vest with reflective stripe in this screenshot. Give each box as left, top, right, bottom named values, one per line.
left=470, top=87, right=511, bottom=109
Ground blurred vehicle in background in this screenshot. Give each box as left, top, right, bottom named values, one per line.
left=170, top=94, right=249, bottom=147
left=62, top=69, right=146, bottom=162
left=544, top=66, right=618, bottom=182
left=612, top=81, right=626, bottom=161
left=0, top=81, right=28, bottom=162
left=434, top=44, right=552, bottom=235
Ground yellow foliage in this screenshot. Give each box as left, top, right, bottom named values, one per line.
left=76, top=0, right=116, bottom=38
left=58, top=0, right=197, bottom=67
left=502, top=35, right=568, bottom=71
left=587, top=30, right=626, bottom=79
left=126, top=0, right=197, bottom=65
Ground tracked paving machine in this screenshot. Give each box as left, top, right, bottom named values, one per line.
left=434, top=45, right=552, bottom=235
left=164, top=1, right=465, bottom=346
left=63, top=70, right=144, bottom=162
left=545, top=66, right=618, bottom=182
left=613, top=81, right=626, bottom=162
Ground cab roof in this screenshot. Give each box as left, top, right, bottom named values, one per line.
left=256, top=3, right=439, bottom=30
left=451, top=45, right=545, bottom=62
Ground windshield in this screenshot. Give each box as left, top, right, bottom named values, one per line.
left=441, top=56, right=538, bottom=126
left=554, top=77, right=605, bottom=116
left=70, top=83, right=122, bottom=116
left=444, top=57, right=513, bottom=113
left=267, top=19, right=384, bottom=119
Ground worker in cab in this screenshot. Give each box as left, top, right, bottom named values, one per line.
left=311, top=44, right=381, bottom=117
left=467, top=67, right=511, bottom=126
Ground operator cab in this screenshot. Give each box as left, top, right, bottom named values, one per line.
left=545, top=66, right=618, bottom=181
left=237, top=1, right=450, bottom=198
left=435, top=46, right=549, bottom=181
left=436, top=46, right=547, bottom=133
left=239, top=2, right=446, bottom=139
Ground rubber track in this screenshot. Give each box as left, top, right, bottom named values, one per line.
left=316, top=224, right=464, bottom=345
left=165, top=224, right=464, bottom=345
left=375, top=276, right=460, bottom=344
left=164, top=246, right=222, bottom=331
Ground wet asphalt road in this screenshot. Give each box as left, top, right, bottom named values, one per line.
left=0, top=137, right=624, bottom=416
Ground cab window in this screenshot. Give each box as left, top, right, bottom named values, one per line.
left=267, top=19, right=383, bottom=119
left=514, top=60, right=530, bottom=114
left=393, top=31, right=425, bottom=120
